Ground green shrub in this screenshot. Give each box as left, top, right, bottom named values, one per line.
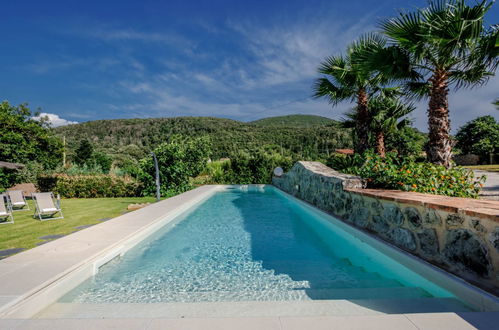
left=222, top=151, right=294, bottom=184
left=139, top=136, right=211, bottom=196
left=37, top=174, right=142, bottom=198
left=0, top=101, right=63, bottom=169
left=326, top=153, right=363, bottom=171
left=342, top=152, right=485, bottom=198
left=0, top=168, right=18, bottom=190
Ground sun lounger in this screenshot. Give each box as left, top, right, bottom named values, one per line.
left=32, top=192, right=63, bottom=221
left=0, top=193, right=14, bottom=224
left=6, top=190, right=29, bottom=211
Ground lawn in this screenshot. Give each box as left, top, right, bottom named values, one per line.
left=0, top=196, right=156, bottom=254
left=464, top=165, right=499, bottom=173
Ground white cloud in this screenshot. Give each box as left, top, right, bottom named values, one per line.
left=82, top=27, right=195, bottom=52
left=32, top=113, right=78, bottom=127
left=224, top=11, right=377, bottom=89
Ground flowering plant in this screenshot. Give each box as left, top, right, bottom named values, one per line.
left=341, top=152, right=485, bottom=198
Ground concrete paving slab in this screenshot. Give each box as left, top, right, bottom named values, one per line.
left=8, top=318, right=151, bottom=330
left=74, top=224, right=95, bottom=230
left=96, top=218, right=112, bottom=222
left=148, top=317, right=281, bottom=330
left=280, top=315, right=418, bottom=330
left=0, top=249, right=25, bottom=259
left=0, top=319, right=24, bottom=330
left=0, top=257, right=89, bottom=296
left=38, top=235, right=65, bottom=240
left=405, top=312, right=474, bottom=329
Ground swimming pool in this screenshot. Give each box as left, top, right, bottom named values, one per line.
left=57, top=186, right=472, bottom=311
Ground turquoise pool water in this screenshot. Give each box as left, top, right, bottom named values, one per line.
left=61, top=187, right=468, bottom=306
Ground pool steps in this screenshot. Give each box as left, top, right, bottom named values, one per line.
left=37, top=297, right=472, bottom=318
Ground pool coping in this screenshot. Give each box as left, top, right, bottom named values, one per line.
left=0, top=184, right=498, bottom=322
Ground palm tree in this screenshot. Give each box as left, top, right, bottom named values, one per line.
left=343, top=94, right=415, bottom=157
left=313, top=34, right=388, bottom=154
left=378, top=0, right=499, bottom=167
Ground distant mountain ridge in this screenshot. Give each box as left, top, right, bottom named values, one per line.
left=250, top=114, right=335, bottom=127
left=55, top=114, right=351, bottom=160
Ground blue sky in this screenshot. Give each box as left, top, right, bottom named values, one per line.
left=1, top=0, right=498, bottom=131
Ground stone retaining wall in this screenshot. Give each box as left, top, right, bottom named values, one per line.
left=272, top=161, right=499, bottom=294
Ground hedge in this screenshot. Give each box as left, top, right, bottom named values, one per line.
left=37, top=174, right=143, bottom=198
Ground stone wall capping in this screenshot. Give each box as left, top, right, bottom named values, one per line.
left=346, top=188, right=499, bottom=221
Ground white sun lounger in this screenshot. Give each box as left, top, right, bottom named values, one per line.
left=0, top=193, right=14, bottom=224
left=32, top=192, right=63, bottom=221
left=7, top=190, right=29, bottom=211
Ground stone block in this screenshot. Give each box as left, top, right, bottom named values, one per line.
left=388, top=227, right=417, bottom=251
left=404, top=207, right=422, bottom=229
left=382, top=203, right=404, bottom=226
left=417, top=228, right=439, bottom=258
left=443, top=229, right=491, bottom=278
left=423, top=208, right=442, bottom=226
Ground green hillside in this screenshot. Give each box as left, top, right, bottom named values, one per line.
left=250, top=114, right=335, bottom=127
left=55, top=115, right=352, bottom=161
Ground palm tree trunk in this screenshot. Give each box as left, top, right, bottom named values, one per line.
left=355, top=89, right=369, bottom=154
left=427, top=69, right=452, bottom=168
left=375, top=131, right=385, bottom=157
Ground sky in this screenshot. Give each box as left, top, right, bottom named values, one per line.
left=1, top=0, right=498, bottom=131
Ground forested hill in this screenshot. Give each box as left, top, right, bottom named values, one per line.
left=250, top=114, right=335, bottom=127
left=55, top=115, right=352, bottom=160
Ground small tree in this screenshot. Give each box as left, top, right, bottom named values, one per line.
left=455, top=115, right=499, bottom=164
left=74, top=140, right=94, bottom=166
left=0, top=101, right=63, bottom=168
left=93, top=151, right=112, bottom=173
left=139, top=136, right=211, bottom=196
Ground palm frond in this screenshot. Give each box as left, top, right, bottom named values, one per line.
left=380, top=11, right=424, bottom=48
left=404, top=81, right=431, bottom=99
left=312, top=78, right=356, bottom=105
left=449, top=66, right=495, bottom=88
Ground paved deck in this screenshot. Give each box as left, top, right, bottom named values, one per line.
left=2, top=312, right=499, bottom=329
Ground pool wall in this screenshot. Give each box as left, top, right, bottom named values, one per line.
left=272, top=161, right=499, bottom=295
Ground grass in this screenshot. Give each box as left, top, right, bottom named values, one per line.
left=0, top=196, right=155, bottom=253
left=464, top=165, right=499, bottom=173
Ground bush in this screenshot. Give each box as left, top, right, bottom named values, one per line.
left=326, top=153, right=363, bottom=171
left=0, top=101, right=63, bottom=169
left=37, top=174, right=142, bottom=198
left=0, top=168, right=18, bottom=190
left=139, top=136, right=211, bottom=196
left=342, top=152, right=485, bottom=198
left=222, top=151, right=294, bottom=184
